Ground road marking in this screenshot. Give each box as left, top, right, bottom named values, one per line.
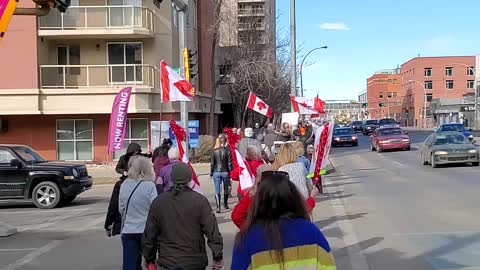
left=0, top=248, right=37, bottom=252
left=0, top=208, right=89, bottom=215
left=393, top=230, right=479, bottom=236
left=0, top=241, right=62, bottom=270
left=325, top=158, right=370, bottom=270
left=376, top=153, right=406, bottom=167
left=17, top=208, right=90, bottom=232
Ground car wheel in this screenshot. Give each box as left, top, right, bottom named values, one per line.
left=421, top=154, right=429, bottom=165
left=61, top=195, right=77, bottom=205
left=32, top=181, right=62, bottom=209
left=376, top=144, right=382, bottom=153
left=431, top=155, right=437, bottom=168
left=405, top=146, right=411, bottom=151
left=370, top=143, right=375, bottom=151
left=472, top=162, right=479, bottom=166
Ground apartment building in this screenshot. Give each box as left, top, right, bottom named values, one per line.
left=400, top=56, right=477, bottom=127
left=366, top=69, right=402, bottom=120
left=0, top=0, right=218, bottom=163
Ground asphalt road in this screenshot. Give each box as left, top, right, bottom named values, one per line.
left=329, top=130, right=480, bottom=270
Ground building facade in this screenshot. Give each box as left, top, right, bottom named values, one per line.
left=400, top=56, right=476, bottom=127
left=0, top=0, right=218, bottom=163
left=366, top=69, right=402, bottom=121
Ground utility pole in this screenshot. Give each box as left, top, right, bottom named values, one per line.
left=290, top=0, right=296, bottom=104
left=175, top=0, right=189, bottom=157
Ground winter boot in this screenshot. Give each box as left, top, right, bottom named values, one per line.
left=215, top=194, right=221, bottom=213
left=223, top=195, right=230, bottom=210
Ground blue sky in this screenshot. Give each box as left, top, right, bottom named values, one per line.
left=276, top=0, right=480, bottom=100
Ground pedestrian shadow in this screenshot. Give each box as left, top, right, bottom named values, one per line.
left=314, top=212, right=368, bottom=230
left=323, top=181, right=362, bottom=188
left=315, top=191, right=355, bottom=203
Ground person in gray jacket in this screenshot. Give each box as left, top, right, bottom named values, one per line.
left=119, top=156, right=158, bottom=270
left=143, top=162, right=224, bottom=270
left=238, top=127, right=262, bottom=157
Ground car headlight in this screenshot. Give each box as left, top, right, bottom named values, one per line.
left=401, top=139, right=410, bottom=142
left=72, top=168, right=79, bottom=178
left=468, top=149, right=478, bottom=154
left=435, top=151, right=449, bottom=155
left=379, top=140, right=389, bottom=144
left=352, top=136, right=358, bottom=140
left=334, top=137, right=341, bottom=141
left=367, top=127, right=371, bottom=129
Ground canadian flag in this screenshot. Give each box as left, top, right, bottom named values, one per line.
left=233, top=149, right=255, bottom=191
left=246, top=92, right=273, bottom=118
left=160, top=60, right=194, bottom=103
left=290, top=96, right=319, bottom=115
left=314, top=97, right=326, bottom=114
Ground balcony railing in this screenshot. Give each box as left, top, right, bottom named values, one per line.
left=238, top=8, right=264, bottom=16
left=40, top=64, right=157, bottom=89
left=238, top=22, right=265, bottom=31
left=39, top=6, right=154, bottom=33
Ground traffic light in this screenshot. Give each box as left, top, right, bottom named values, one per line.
left=379, top=103, right=385, bottom=107
left=362, top=103, right=368, bottom=108
left=183, top=48, right=197, bottom=82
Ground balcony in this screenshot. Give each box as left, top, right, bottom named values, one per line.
left=38, top=6, right=154, bottom=39
left=238, top=22, right=265, bottom=31
left=238, top=8, right=264, bottom=16
left=40, top=64, right=157, bottom=89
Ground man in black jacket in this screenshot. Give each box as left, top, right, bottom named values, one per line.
left=143, top=163, right=224, bottom=270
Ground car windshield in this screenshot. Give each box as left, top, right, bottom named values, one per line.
left=12, top=147, right=46, bottom=164
left=378, top=128, right=404, bottom=136
left=365, top=120, right=378, bottom=125
left=379, top=119, right=397, bottom=126
left=334, top=129, right=353, bottom=135
left=352, top=121, right=362, bottom=125
left=440, top=125, right=466, bottom=132
left=433, top=134, right=469, bottom=145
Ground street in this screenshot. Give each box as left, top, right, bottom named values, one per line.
left=1, top=130, right=480, bottom=269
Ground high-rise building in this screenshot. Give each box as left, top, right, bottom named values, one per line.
left=0, top=0, right=218, bottom=163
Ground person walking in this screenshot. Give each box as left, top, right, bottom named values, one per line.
left=306, top=144, right=315, bottom=161
left=238, top=128, right=262, bottom=157
left=153, top=145, right=171, bottom=193
left=294, top=141, right=311, bottom=171
left=276, top=122, right=296, bottom=142
left=116, top=143, right=142, bottom=180
left=230, top=146, right=264, bottom=201
left=210, top=134, right=233, bottom=213
left=118, top=156, right=158, bottom=270
left=143, top=162, right=224, bottom=270
left=231, top=171, right=335, bottom=270
left=157, top=147, right=182, bottom=194
left=273, top=143, right=313, bottom=200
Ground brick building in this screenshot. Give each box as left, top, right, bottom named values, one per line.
left=400, top=56, right=477, bottom=127
left=366, top=69, right=402, bottom=120
left=0, top=0, right=219, bottom=163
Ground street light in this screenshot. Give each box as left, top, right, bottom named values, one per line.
left=409, top=80, right=428, bottom=128
left=451, top=62, right=477, bottom=129
left=299, top=46, right=328, bottom=97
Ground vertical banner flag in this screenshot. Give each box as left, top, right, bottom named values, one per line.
left=107, top=87, right=132, bottom=154
left=309, top=121, right=334, bottom=186
left=0, top=0, right=17, bottom=42
left=224, top=128, right=255, bottom=191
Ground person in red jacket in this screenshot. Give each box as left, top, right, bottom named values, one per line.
left=230, top=146, right=264, bottom=200
left=232, top=165, right=319, bottom=229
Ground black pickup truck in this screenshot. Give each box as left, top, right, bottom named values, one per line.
left=0, top=145, right=93, bottom=209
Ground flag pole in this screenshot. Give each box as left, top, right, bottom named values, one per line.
left=242, top=92, right=251, bottom=128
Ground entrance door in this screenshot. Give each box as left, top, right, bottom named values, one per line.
left=108, top=43, right=143, bottom=83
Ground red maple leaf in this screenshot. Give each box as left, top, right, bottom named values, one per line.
left=256, top=101, right=267, bottom=110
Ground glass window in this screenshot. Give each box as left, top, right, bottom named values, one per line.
left=0, top=149, right=15, bottom=164
left=57, top=45, right=80, bottom=75
left=393, top=79, right=397, bottom=84
left=387, top=92, right=392, bottom=98
left=114, top=119, right=149, bottom=159
left=379, top=92, right=384, bottom=98
left=426, top=93, right=433, bottom=102
left=425, top=81, right=433, bottom=89
left=467, top=80, right=474, bottom=89
left=445, top=67, right=453, bottom=76
left=425, top=68, right=432, bottom=77
left=108, top=43, right=143, bottom=83
left=393, top=92, right=398, bottom=97
left=468, top=67, right=475, bottom=76
left=57, top=120, right=93, bottom=161
left=446, top=80, right=454, bottom=89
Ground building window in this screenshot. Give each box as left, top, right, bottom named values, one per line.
left=393, top=79, right=397, bottom=84
left=426, top=94, right=433, bottom=102
left=424, top=81, right=433, bottom=89
left=379, top=92, right=384, bottom=98
left=57, top=45, right=80, bottom=75
left=467, top=80, right=475, bottom=89
left=446, top=80, right=454, bottom=89
left=424, top=68, right=432, bottom=77
left=387, top=92, right=392, bottom=98
left=468, top=67, right=475, bottom=76
left=57, top=120, right=93, bottom=161
left=107, top=42, right=143, bottom=83
left=393, top=92, right=397, bottom=97
left=445, top=67, right=453, bottom=76
left=113, top=119, right=149, bottom=160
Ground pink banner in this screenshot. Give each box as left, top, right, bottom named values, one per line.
left=107, top=87, right=132, bottom=154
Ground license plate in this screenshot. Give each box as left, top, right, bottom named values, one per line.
left=392, top=140, right=401, bottom=143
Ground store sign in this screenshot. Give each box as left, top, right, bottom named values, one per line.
left=460, top=106, right=475, bottom=112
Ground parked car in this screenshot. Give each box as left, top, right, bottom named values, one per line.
left=435, top=123, right=474, bottom=141
left=420, top=132, right=479, bottom=168
left=332, top=128, right=358, bottom=147
left=370, top=127, right=410, bottom=152
left=351, top=121, right=363, bottom=133
left=362, top=120, right=379, bottom=135
left=378, top=118, right=400, bottom=128
left=0, top=145, right=93, bottom=209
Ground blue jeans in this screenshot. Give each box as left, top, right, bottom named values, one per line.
left=121, top=233, right=143, bottom=270
left=212, top=172, right=230, bottom=195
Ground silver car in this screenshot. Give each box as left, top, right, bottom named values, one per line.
left=421, top=132, right=479, bottom=168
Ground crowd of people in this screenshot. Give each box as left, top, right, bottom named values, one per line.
left=104, top=121, right=336, bottom=270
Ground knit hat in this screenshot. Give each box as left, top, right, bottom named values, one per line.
left=171, top=163, right=192, bottom=185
